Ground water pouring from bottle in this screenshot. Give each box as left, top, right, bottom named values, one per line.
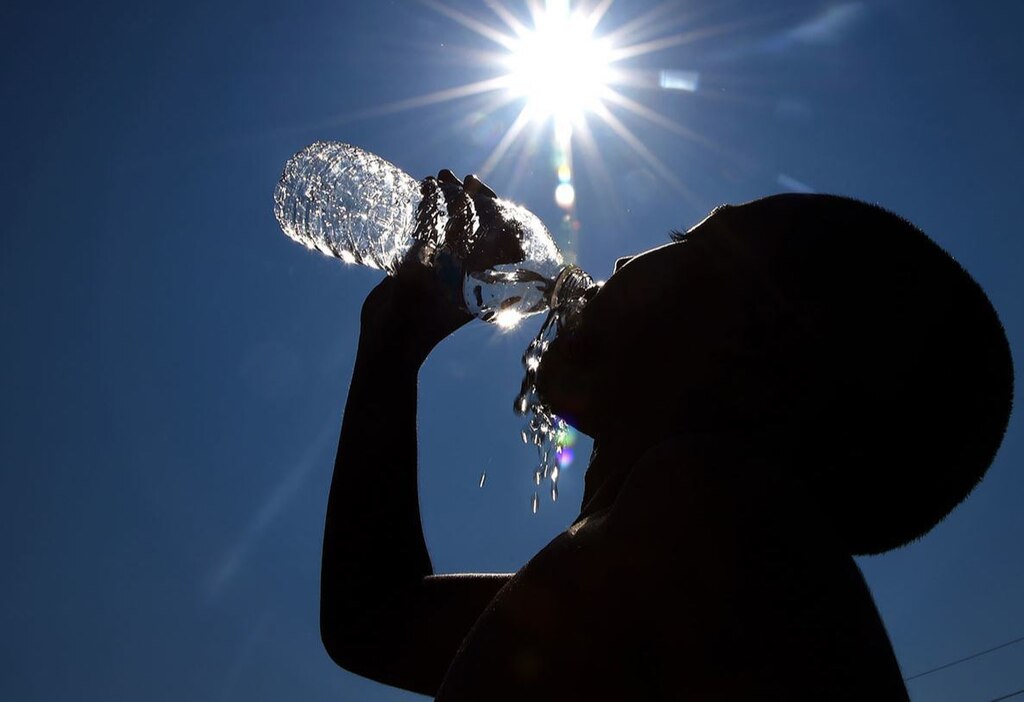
left=513, top=265, right=599, bottom=509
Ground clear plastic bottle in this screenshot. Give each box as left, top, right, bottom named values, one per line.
left=273, top=141, right=568, bottom=324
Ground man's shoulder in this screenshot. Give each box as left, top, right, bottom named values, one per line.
left=438, top=436, right=908, bottom=701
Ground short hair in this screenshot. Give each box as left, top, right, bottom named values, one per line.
left=693, top=194, right=1013, bottom=555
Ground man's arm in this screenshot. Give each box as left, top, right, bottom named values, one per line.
left=321, top=266, right=511, bottom=696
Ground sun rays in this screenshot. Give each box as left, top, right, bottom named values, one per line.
left=362, top=0, right=726, bottom=216
left=424, top=0, right=711, bottom=179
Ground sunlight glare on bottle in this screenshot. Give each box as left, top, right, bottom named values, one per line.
left=494, top=308, right=525, bottom=330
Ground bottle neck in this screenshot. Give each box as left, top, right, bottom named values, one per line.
left=549, top=265, right=595, bottom=309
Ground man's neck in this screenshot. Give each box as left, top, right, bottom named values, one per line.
left=576, top=427, right=808, bottom=523
left=577, top=432, right=645, bottom=521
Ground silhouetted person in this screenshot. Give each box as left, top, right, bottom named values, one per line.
left=319, top=192, right=1013, bottom=701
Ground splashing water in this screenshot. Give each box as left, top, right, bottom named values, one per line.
left=513, top=266, right=597, bottom=510
left=515, top=307, right=564, bottom=511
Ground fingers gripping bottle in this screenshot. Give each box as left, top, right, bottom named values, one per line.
left=273, top=141, right=571, bottom=325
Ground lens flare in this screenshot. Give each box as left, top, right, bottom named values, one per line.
left=555, top=182, right=576, bottom=209
left=566, top=426, right=580, bottom=445
left=557, top=446, right=575, bottom=468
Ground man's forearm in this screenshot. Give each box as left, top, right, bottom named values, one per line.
left=321, top=329, right=432, bottom=616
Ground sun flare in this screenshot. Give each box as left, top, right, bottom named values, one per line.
left=383, top=0, right=725, bottom=270
left=503, top=1, right=612, bottom=124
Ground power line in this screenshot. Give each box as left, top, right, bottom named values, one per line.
left=984, top=687, right=1024, bottom=702
left=904, top=635, right=1024, bottom=682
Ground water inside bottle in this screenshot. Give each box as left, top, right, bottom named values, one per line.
left=273, top=142, right=427, bottom=275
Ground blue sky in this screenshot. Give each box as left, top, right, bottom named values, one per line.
left=1, top=1, right=1021, bottom=700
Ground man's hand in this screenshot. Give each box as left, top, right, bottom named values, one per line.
left=358, top=168, right=502, bottom=364
left=360, top=256, right=473, bottom=366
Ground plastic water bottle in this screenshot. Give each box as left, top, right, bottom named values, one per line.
left=273, top=141, right=569, bottom=324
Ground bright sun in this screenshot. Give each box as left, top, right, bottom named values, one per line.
left=406, top=0, right=706, bottom=209
left=504, top=1, right=612, bottom=124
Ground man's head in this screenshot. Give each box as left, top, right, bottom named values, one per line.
left=537, top=193, right=1013, bottom=554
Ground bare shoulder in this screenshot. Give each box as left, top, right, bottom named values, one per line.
left=436, top=437, right=782, bottom=700
left=438, top=436, right=909, bottom=700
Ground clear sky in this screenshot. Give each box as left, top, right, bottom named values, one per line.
left=1, top=1, right=1021, bottom=700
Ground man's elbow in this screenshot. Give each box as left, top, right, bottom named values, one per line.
left=320, top=606, right=391, bottom=679
left=319, top=580, right=372, bottom=669
left=320, top=615, right=345, bottom=668
left=320, top=607, right=368, bottom=674
left=320, top=612, right=438, bottom=696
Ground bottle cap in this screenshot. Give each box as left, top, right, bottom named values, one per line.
left=549, top=265, right=594, bottom=309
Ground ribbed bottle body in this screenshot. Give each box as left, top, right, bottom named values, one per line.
left=273, top=141, right=424, bottom=275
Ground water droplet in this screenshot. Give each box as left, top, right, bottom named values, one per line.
left=551, top=483, right=558, bottom=502
left=520, top=429, right=529, bottom=445
left=479, top=472, right=487, bottom=488
left=531, top=492, right=539, bottom=514
left=534, top=470, right=542, bottom=485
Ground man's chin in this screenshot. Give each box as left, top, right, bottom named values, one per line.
left=558, top=412, right=594, bottom=437
left=536, top=369, right=594, bottom=436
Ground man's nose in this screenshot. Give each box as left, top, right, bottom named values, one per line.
left=613, top=256, right=633, bottom=273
